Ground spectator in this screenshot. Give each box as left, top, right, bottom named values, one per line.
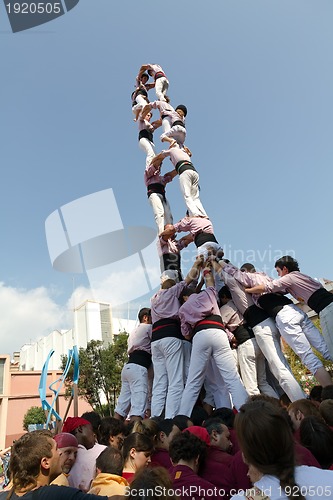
left=52, top=433, right=78, bottom=486
left=122, top=433, right=153, bottom=484
left=90, top=446, right=128, bottom=496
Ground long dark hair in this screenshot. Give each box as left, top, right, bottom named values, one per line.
left=122, top=432, right=153, bottom=462
left=235, top=401, right=306, bottom=500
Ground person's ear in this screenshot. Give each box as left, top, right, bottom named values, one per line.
left=40, top=456, right=51, bottom=471
left=211, top=430, right=218, bottom=442
left=129, top=447, right=136, bottom=459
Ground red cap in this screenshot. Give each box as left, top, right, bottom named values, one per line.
left=62, top=417, right=91, bottom=433
left=54, top=432, right=78, bottom=449
left=184, top=426, right=210, bottom=446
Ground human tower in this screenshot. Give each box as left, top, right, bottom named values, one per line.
left=114, top=63, right=333, bottom=422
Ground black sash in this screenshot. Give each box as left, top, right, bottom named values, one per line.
left=128, top=350, right=152, bottom=369
left=194, top=231, right=218, bottom=247
left=193, top=314, right=225, bottom=336
left=172, top=120, right=185, bottom=128
left=154, top=71, right=166, bottom=81
left=147, top=183, right=166, bottom=201
left=258, top=293, right=293, bottom=319
left=175, top=160, right=196, bottom=175
left=152, top=318, right=182, bottom=342
left=139, top=129, right=154, bottom=142
left=233, top=324, right=254, bottom=345
left=243, top=305, right=269, bottom=328
left=308, top=288, right=333, bottom=314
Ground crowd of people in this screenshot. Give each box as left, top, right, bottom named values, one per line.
left=1, top=63, right=333, bottom=499
left=1, top=397, right=333, bottom=500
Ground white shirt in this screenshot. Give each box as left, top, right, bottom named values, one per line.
left=230, top=466, right=333, bottom=500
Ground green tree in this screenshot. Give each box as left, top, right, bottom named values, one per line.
left=23, top=406, right=46, bottom=431
left=61, top=333, right=128, bottom=416
left=283, top=317, right=333, bottom=392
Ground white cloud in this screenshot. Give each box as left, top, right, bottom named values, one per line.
left=0, top=268, right=158, bottom=356
left=0, top=282, right=70, bottom=356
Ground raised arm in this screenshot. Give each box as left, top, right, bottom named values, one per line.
left=160, top=225, right=176, bottom=240
left=178, top=233, right=194, bottom=248
left=137, top=64, right=149, bottom=79
left=141, top=103, right=153, bottom=120
left=164, top=168, right=178, bottom=180
left=151, top=118, right=162, bottom=130
left=150, top=152, right=166, bottom=168
left=185, top=255, right=204, bottom=285
left=244, top=284, right=265, bottom=294
left=183, top=145, right=192, bottom=157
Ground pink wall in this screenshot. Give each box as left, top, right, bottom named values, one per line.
left=4, top=370, right=92, bottom=447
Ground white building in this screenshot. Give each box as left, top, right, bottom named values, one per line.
left=19, top=300, right=136, bottom=371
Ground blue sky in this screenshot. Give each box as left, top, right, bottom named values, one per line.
left=1, top=0, right=333, bottom=355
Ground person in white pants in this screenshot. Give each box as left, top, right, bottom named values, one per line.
left=150, top=260, right=202, bottom=418
left=224, top=260, right=333, bottom=388
left=178, top=265, right=248, bottom=417
left=258, top=294, right=332, bottom=387
left=150, top=144, right=207, bottom=218
left=246, top=255, right=333, bottom=369
left=137, top=64, right=169, bottom=102
left=114, top=308, right=152, bottom=422
left=211, top=259, right=305, bottom=402
left=141, top=101, right=187, bottom=148
left=218, top=285, right=276, bottom=397
left=144, top=160, right=176, bottom=235
left=138, top=112, right=161, bottom=168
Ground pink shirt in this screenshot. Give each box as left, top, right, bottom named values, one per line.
left=219, top=270, right=254, bottom=314
left=173, top=216, right=213, bottom=238
left=145, top=64, right=165, bottom=76
left=219, top=300, right=243, bottom=332
left=151, top=281, right=187, bottom=323
left=150, top=101, right=180, bottom=123
left=161, top=145, right=191, bottom=167
left=127, top=323, right=152, bottom=354
left=138, top=117, right=154, bottom=133
left=157, top=235, right=187, bottom=256
left=144, top=163, right=172, bottom=187
left=264, top=271, right=322, bottom=303
left=222, top=264, right=272, bottom=307
left=179, top=286, right=221, bottom=337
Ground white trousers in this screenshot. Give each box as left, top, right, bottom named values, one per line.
left=162, top=117, right=172, bottom=134
left=179, top=328, right=248, bottom=416
left=237, top=338, right=277, bottom=397
left=204, top=360, right=233, bottom=408
left=148, top=192, right=173, bottom=235
left=132, top=95, right=147, bottom=116
left=160, top=125, right=186, bottom=147
left=182, top=339, right=192, bottom=384
left=155, top=77, right=169, bottom=101
left=319, top=302, right=333, bottom=360
left=253, top=317, right=305, bottom=401
left=179, top=170, right=207, bottom=217
left=139, top=138, right=156, bottom=168
left=115, top=363, right=148, bottom=418
left=276, top=304, right=332, bottom=374
left=151, top=337, right=184, bottom=418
